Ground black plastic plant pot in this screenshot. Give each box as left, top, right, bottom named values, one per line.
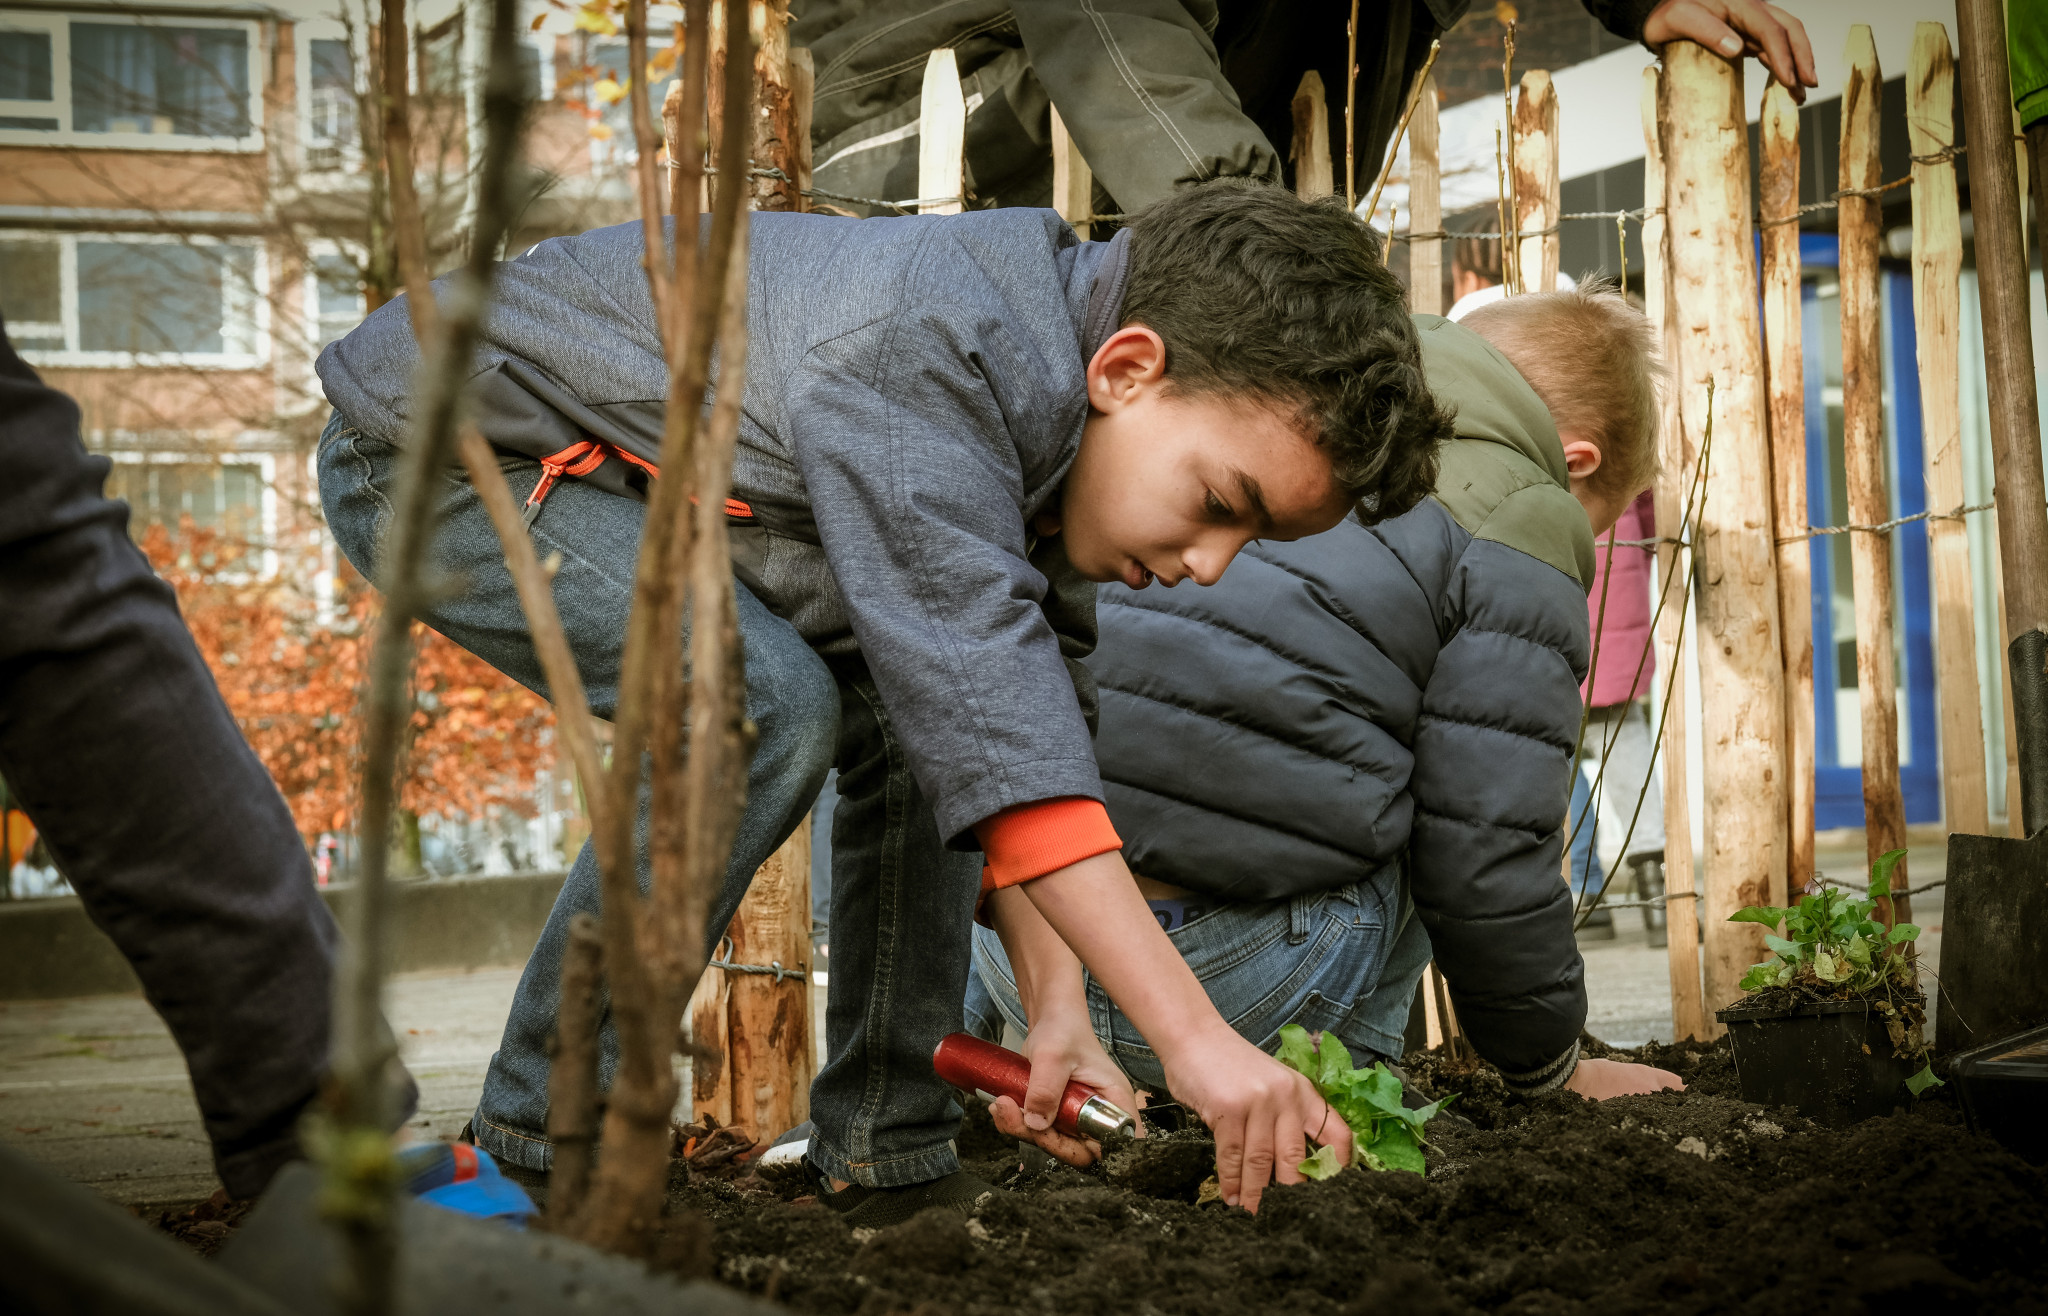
left=1950, top=1022, right=2048, bottom=1165
left=1714, top=998, right=1919, bottom=1128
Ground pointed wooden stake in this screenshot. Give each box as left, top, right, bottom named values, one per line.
left=1910, top=22, right=1991, bottom=843
left=1759, top=82, right=1812, bottom=897
left=1839, top=25, right=1911, bottom=925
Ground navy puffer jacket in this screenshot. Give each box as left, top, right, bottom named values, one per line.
left=1086, top=316, right=1598, bottom=1089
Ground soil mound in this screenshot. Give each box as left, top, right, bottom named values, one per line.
left=674, top=1038, right=2048, bottom=1315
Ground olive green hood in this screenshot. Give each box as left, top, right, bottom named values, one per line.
left=1414, top=313, right=1596, bottom=593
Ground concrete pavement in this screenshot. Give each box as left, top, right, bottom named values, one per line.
left=0, top=832, right=1951, bottom=1206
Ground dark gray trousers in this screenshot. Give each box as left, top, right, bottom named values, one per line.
left=0, top=323, right=404, bottom=1198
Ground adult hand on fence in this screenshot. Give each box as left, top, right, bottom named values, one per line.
left=1563, top=1056, right=1686, bottom=1099
left=1642, top=0, right=1818, bottom=104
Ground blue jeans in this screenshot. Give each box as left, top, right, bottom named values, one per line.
left=319, top=413, right=983, bottom=1188
left=964, top=869, right=1431, bottom=1090
left=1566, top=764, right=1604, bottom=898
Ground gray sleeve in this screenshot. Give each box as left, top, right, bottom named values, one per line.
left=1406, top=535, right=1590, bottom=1089
left=1008, top=0, right=1279, bottom=208
left=787, top=315, right=1104, bottom=849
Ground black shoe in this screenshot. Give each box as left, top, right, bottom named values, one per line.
left=804, top=1159, right=994, bottom=1228
left=1576, top=907, right=1617, bottom=942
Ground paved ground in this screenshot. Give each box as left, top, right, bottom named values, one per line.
left=0, top=833, right=1949, bottom=1206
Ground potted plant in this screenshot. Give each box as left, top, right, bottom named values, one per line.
left=1715, top=850, right=1942, bottom=1127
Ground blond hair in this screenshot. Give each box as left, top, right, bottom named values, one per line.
left=1459, top=281, right=1664, bottom=504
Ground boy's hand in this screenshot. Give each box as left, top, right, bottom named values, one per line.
left=1563, top=1057, right=1685, bottom=1099
left=1160, top=1024, right=1351, bottom=1213
left=987, top=1014, right=1143, bottom=1167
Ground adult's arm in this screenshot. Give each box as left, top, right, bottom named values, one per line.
left=0, top=324, right=387, bottom=1198
left=1009, top=0, right=1278, bottom=209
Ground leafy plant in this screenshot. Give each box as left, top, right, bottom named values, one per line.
left=1729, top=849, right=1919, bottom=996
left=1275, top=1025, right=1448, bottom=1177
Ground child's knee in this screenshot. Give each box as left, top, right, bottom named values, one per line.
left=742, top=614, right=839, bottom=799
left=315, top=412, right=398, bottom=581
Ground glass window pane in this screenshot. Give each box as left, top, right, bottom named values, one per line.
left=315, top=253, right=360, bottom=316
left=0, top=30, right=54, bottom=100
left=72, top=23, right=249, bottom=137
left=589, top=39, right=671, bottom=157
left=113, top=461, right=263, bottom=539
left=222, top=464, right=263, bottom=540
left=307, top=37, right=355, bottom=157
left=78, top=241, right=247, bottom=355
left=0, top=238, right=62, bottom=324
left=314, top=252, right=363, bottom=346
left=421, top=27, right=460, bottom=99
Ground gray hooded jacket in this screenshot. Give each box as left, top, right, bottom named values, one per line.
left=318, top=209, right=1130, bottom=848
left=1085, top=316, right=1596, bottom=1088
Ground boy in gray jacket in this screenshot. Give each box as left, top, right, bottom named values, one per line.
left=968, top=287, right=1682, bottom=1150
left=316, top=181, right=1450, bottom=1220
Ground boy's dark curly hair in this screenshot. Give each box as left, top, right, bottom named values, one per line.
left=1117, top=179, right=1452, bottom=522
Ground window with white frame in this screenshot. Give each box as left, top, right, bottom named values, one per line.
left=106, top=458, right=269, bottom=543
left=305, top=35, right=357, bottom=171
left=0, top=11, right=262, bottom=149
left=308, top=246, right=366, bottom=348
left=0, top=233, right=265, bottom=367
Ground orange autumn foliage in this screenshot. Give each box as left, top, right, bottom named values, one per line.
left=142, top=522, right=556, bottom=840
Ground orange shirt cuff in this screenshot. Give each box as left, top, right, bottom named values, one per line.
left=972, top=797, right=1123, bottom=899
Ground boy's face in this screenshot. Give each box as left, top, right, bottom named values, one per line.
left=1050, top=327, right=1355, bottom=589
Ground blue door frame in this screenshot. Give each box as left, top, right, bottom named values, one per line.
left=1795, top=233, right=1941, bottom=828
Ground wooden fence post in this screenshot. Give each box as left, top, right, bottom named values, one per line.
left=1839, top=26, right=1912, bottom=923
left=919, top=48, right=964, bottom=215
left=747, top=0, right=799, bottom=211
left=1643, top=65, right=1706, bottom=1040
left=1051, top=105, right=1092, bottom=237
left=1512, top=70, right=1559, bottom=291
left=687, top=5, right=817, bottom=1141
left=1910, top=22, right=1991, bottom=842
left=1291, top=71, right=1334, bottom=201
left=791, top=46, right=814, bottom=211
left=1408, top=74, right=1442, bottom=317
left=1660, top=41, right=1788, bottom=1018
left=1760, top=83, right=1814, bottom=896
left=1957, top=0, right=2048, bottom=833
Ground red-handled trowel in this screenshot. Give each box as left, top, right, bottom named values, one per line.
left=932, top=1033, right=1137, bottom=1141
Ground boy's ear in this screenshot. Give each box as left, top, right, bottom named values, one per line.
left=1086, top=324, right=1168, bottom=412
left=1560, top=435, right=1603, bottom=484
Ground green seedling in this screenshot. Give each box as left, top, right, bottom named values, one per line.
left=1729, top=848, right=1941, bottom=1098
left=1275, top=1024, right=1449, bottom=1177
left=1729, top=848, right=1918, bottom=996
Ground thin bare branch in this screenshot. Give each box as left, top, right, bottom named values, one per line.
left=324, top=0, right=530, bottom=1304
left=628, top=0, right=674, bottom=328
left=544, top=912, right=605, bottom=1225
left=454, top=427, right=613, bottom=843
left=567, top=0, right=757, bottom=1255
left=381, top=0, right=437, bottom=341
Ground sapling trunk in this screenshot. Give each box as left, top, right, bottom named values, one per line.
left=544, top=913, right=606, bottom=1222
left=453, top=426, right=617, bottom=1224
left=568, top=0, right=756, bottom=1255
left=323, top=0, right=530, bottom=1306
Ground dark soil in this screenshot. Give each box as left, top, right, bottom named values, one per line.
left=148, top=1188, right=256, bottom=1259
left=669, top=1037, right=2048, bottom=1315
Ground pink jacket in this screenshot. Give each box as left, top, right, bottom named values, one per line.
left=1584, top=491, right=1657, bottom=708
